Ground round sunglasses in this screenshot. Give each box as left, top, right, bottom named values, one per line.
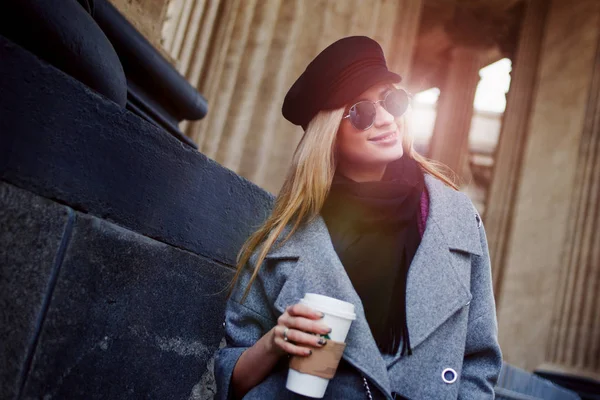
left=342, top=88, right=411, bottom=131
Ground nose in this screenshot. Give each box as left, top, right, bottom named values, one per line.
left=373, top=102, right=394, bottom=128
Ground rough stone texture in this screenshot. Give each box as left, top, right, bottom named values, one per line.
left=21, top=211, right=233, bottom=399
left=187, top=338, right=226, bottom=400
left=0, top=35, right=273, bottom=268
left=0, top=182, right=71, bottom=400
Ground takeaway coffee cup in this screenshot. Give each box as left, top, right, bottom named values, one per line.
left=285, top=293, right=357, bottom=398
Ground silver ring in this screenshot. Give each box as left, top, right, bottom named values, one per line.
left=283, top=327, right=290, bottom=342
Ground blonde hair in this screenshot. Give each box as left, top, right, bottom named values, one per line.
left=229, top=104, right=457, bottom=302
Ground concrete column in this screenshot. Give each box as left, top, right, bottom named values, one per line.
left=484, top=0, right=549, bottom=297
left=428, top=47, right=482, bottom=176
left=160, top=0, right=423, bottom=193
left=538, top=29, right=600, bottom=383
left=109, top=0, right=170, bottom=50
left=388, top=0, right=423, bottom=78
left=495, top=0, right=600, bottom=371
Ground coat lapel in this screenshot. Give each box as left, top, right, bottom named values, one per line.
left=386, top=175, right=482, bottom=366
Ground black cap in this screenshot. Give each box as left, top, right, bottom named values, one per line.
left=282, top=36, right=401, bottom=130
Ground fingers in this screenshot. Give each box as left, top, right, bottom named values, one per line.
left=282, top=325, right=328, bottom=347
left=286, top=304, right=324, bottom=320
left=278, top=311, right=330, bottom=336
left=273, top=326, right=327, bottom=357
left=273, top=335, right=312, bottom=356
left=272, top=303, right=332, bottom=358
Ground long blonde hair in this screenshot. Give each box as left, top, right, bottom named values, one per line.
left=230, top=104, right=457, bottom=302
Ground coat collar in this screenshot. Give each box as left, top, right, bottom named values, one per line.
left=265, top=175, right=482, bottom=396
left=266, top=175, right=482, bottom=259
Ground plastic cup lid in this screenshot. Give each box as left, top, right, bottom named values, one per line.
left=301, top=293, right=356, bottom=320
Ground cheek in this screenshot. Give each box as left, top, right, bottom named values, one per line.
left=335, top=120, right=406, bottom=165
left=336, top=126, right=368, bottom=161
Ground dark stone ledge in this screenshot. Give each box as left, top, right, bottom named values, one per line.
left=0, top=36, right=273, bottom=268
left=0, top=0, right=127, bottom=106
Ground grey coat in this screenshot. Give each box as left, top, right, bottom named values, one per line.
left=215, top=175, right=502, bottom=400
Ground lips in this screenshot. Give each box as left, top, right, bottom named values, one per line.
left=368, top=131, right=397, bottom=142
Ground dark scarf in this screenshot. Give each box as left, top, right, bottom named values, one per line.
left=321, top=156, right=424, bottom=355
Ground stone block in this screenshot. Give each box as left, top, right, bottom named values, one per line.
left=0, top=35, right=273, bottom=269
left=0, top=182, right=72, bottom=400
left=21, top=211, right=233, bottom=399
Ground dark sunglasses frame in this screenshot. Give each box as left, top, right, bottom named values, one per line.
left=342, top=88, right=412, bottom=131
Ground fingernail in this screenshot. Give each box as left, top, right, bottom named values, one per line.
left=307, top=350, right=312, bottom=356
left=318, top=338, right=327, bottom=345
left=319, top=312, right=325, bottom=319
left=328, top=328, right=333, bottom=333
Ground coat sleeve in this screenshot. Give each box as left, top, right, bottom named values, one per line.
left=214, top=254, right=281, bottom=400
left=214, top=297, right=275, bottom=400
left=458, top=218, right=503, bottom=399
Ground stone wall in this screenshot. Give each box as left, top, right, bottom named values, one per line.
left=0, top=36, right=272, bottom=399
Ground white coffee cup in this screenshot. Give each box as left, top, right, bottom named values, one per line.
left=285, top=293, right=357, bottom=398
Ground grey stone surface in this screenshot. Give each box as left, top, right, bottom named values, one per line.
left=21, top=211, right=233, bottom=399
left=187, top=338, right=226, bottom=400
left=0, top=182, right=71, bottom=400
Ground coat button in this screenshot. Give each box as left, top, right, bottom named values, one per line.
left=441, top=368, right=457, bottom=384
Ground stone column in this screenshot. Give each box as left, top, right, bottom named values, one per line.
left=109, top=0, right=170, bottom=51
left=427, top=47, right=482, bottom=176
left=538, top=29, right=600, bottom=383
left=484, top=0, right=549, bottom=297
left=495, top=0, right=600, bottom=371
left=160, top=0, right=423, bottom=193
left=388, top=0, right=423, bottom=79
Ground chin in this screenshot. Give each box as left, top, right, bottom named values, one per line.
left=376, top=145, right=404, bottom=164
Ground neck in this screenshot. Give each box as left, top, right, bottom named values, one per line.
left=336, top=161, right=388, bottom=182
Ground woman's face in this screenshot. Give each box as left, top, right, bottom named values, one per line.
left=336, top=83, right=405, bottom=175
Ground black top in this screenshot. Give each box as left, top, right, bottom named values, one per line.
left=321, top=156, right=424, bottom=355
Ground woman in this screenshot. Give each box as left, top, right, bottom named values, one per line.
left=215, top=36, right=502, bottom=400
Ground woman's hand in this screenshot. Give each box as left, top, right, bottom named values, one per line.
left=231, top=304, right=332, bottom=398
left=268, top=303, right=332, bottom=357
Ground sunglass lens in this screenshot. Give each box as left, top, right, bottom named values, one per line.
left=384, top=89, right=409, bottom=117
left=350, top=102, right=376, bottom=130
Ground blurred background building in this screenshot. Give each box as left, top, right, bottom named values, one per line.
left=110, top=0, right=600, bottom=389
